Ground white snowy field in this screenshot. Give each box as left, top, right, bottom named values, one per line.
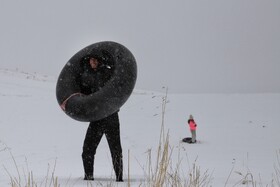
left=0, top=68, right=280, bottom=186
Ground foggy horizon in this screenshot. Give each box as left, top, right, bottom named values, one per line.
left=1, top=0, right=279, bottom=93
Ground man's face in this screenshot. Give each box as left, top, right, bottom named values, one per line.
left=89, top=58, right=99, bottom=70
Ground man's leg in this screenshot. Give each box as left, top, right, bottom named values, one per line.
left=82, top=122, right=104, bottom=180
left=105, top=113, right=123, bottom=181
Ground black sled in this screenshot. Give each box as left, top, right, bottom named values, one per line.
left=182, top=137, right=196, bottom=144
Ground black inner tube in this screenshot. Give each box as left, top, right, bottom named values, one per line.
left=56, top=41, right=137, bottom=122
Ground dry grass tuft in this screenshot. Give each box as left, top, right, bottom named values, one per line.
left=2, top=146, right=59, bottom=187
left=139, top=88, right=212, bottom=187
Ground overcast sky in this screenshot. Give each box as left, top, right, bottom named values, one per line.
left=1, top=0, right=279, bottom=93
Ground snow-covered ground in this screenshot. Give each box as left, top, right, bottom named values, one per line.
left=0, top=68, right=280, bottom=186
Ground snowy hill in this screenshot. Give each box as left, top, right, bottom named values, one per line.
left=0, top=68, right=280, bottom=186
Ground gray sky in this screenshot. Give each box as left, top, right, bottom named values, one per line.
left=1, top=0, right=279, bottom=93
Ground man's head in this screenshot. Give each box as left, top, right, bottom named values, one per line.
left=89, top=57, right=100, bottom=71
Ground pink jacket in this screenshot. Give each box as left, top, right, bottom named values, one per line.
left=188, top=120, right=197, bottom=130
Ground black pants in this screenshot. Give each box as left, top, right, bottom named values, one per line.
left=82, top=112, right=123, bottom=180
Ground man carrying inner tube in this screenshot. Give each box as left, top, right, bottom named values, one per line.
left=60, top=50, right=123, bottom=182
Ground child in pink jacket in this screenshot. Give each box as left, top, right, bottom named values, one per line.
left=187, top=115, right=197, bottom=143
